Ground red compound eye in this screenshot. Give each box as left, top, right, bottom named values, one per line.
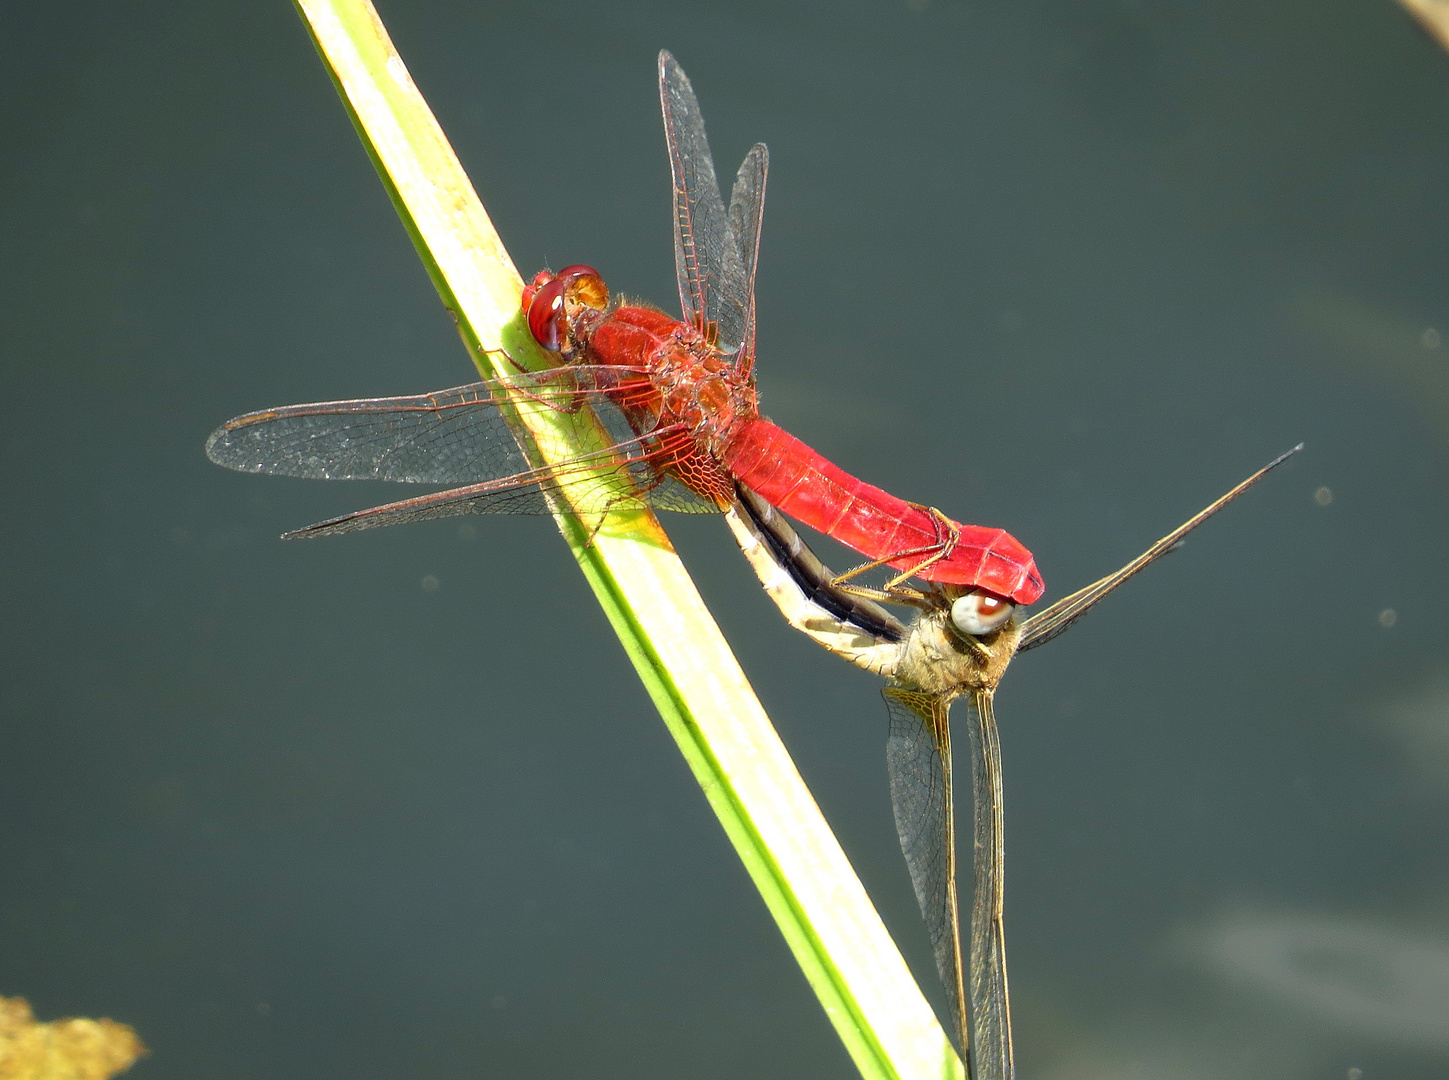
left=520, top=269, right=556, bottom=314
left=555, top=264, right=600, bottom=281
left=526, top=277, right=567, bottom=351
left=555, top=265, right=608, bottom=312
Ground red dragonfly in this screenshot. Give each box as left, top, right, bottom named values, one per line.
left=205, top=52, right=1043, bottom=607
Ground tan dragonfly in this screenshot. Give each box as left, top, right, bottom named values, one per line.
left=726, top=446, right=1298, bottom=1080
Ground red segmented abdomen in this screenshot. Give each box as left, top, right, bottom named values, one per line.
left=722, top=419, right=1044, bottom=604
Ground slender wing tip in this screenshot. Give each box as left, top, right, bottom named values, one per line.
left=1235, top=442, right=1302, bottom=491
left=1017, top=442, right=1304, bottom=651
left=659, top=51, right=698, bottom=108
left=204, top=424, right=254, bottom=471
left=203, top=427, right=227, bottom=465
left=280, top=519, right=342, bottom=541
left=739, top=142, right=769, bottom=181
left=1269, top=442, right=1305, bottom=469
left=204, top=409, right=286, bottom=471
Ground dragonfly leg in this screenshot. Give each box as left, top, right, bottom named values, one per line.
left=880, top=506, right=960, bottom=592
left=484, top=344, right=608, bottom=417
left=575, top=495, right=629, bottom=547
left=829, top=548, right=940, bottom=591
left=478, top=344, right=583, bottom=414
left=831, top=579, right=936, bottom=610
left=581, top=512, right=610, bottom=548
left=827, top=506, right=960, bottom=597
left=499, top=368, right=598, bottom=418
left=577, top=469, right=666, bottom=547
left=479, top=342, right=528, bottom=373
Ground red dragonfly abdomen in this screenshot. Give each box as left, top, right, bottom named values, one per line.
left=723, top=419, right=1044, bottom=604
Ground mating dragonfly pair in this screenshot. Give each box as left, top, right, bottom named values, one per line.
left=207, top=51, right=1296, bottom=1080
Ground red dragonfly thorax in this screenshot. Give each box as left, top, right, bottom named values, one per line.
left=523, top=266, right=760, bottom=509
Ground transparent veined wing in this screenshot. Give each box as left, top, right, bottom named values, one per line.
left=726, top=142, right=767, bottom=374
left=204, top=367, right=655, bottom=485
left=658, top=51, right=760, bottom=362
left=206, top=365, right=721, bottom=536
left=961, top=689, right=1014, bottom=1080
left=276, top=425, right=711, bottom=538
left=884, top=686, right=1016, bottom=1079
left=883, top=686, right=969, bottom=1057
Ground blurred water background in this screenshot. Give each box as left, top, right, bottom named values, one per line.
left=3, top=1, right=1448, bottom=1077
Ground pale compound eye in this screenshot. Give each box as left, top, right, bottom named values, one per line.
left=950, top=590, right=1014, bottom=636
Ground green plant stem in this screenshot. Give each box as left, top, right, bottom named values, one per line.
left=291, top=4, right=964, bottom=1077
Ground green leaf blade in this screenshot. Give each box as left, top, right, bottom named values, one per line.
left=291, top=5, right=963, bottom=1076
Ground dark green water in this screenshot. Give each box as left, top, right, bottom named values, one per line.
left=3, top=2, right=1448, bottom=1077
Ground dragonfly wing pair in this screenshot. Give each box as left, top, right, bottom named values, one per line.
left=660, top=50, right=766, bottom=370
left=204, top=365, right=727, bottom=536
left=884, top=687, right=1014, bottom=1078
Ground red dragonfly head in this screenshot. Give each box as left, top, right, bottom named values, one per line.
left=521, top=265, right=609, bottom=357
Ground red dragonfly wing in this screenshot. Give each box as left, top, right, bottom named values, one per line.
left=658, top=51, right=767, bottom=372
left=205, top=367, right=650, bottom=484
left=728, top=143, right=767, bottom=374
left=276, top=426, right=706, bottom=538
left=205, top=366, right=720, bottom=535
